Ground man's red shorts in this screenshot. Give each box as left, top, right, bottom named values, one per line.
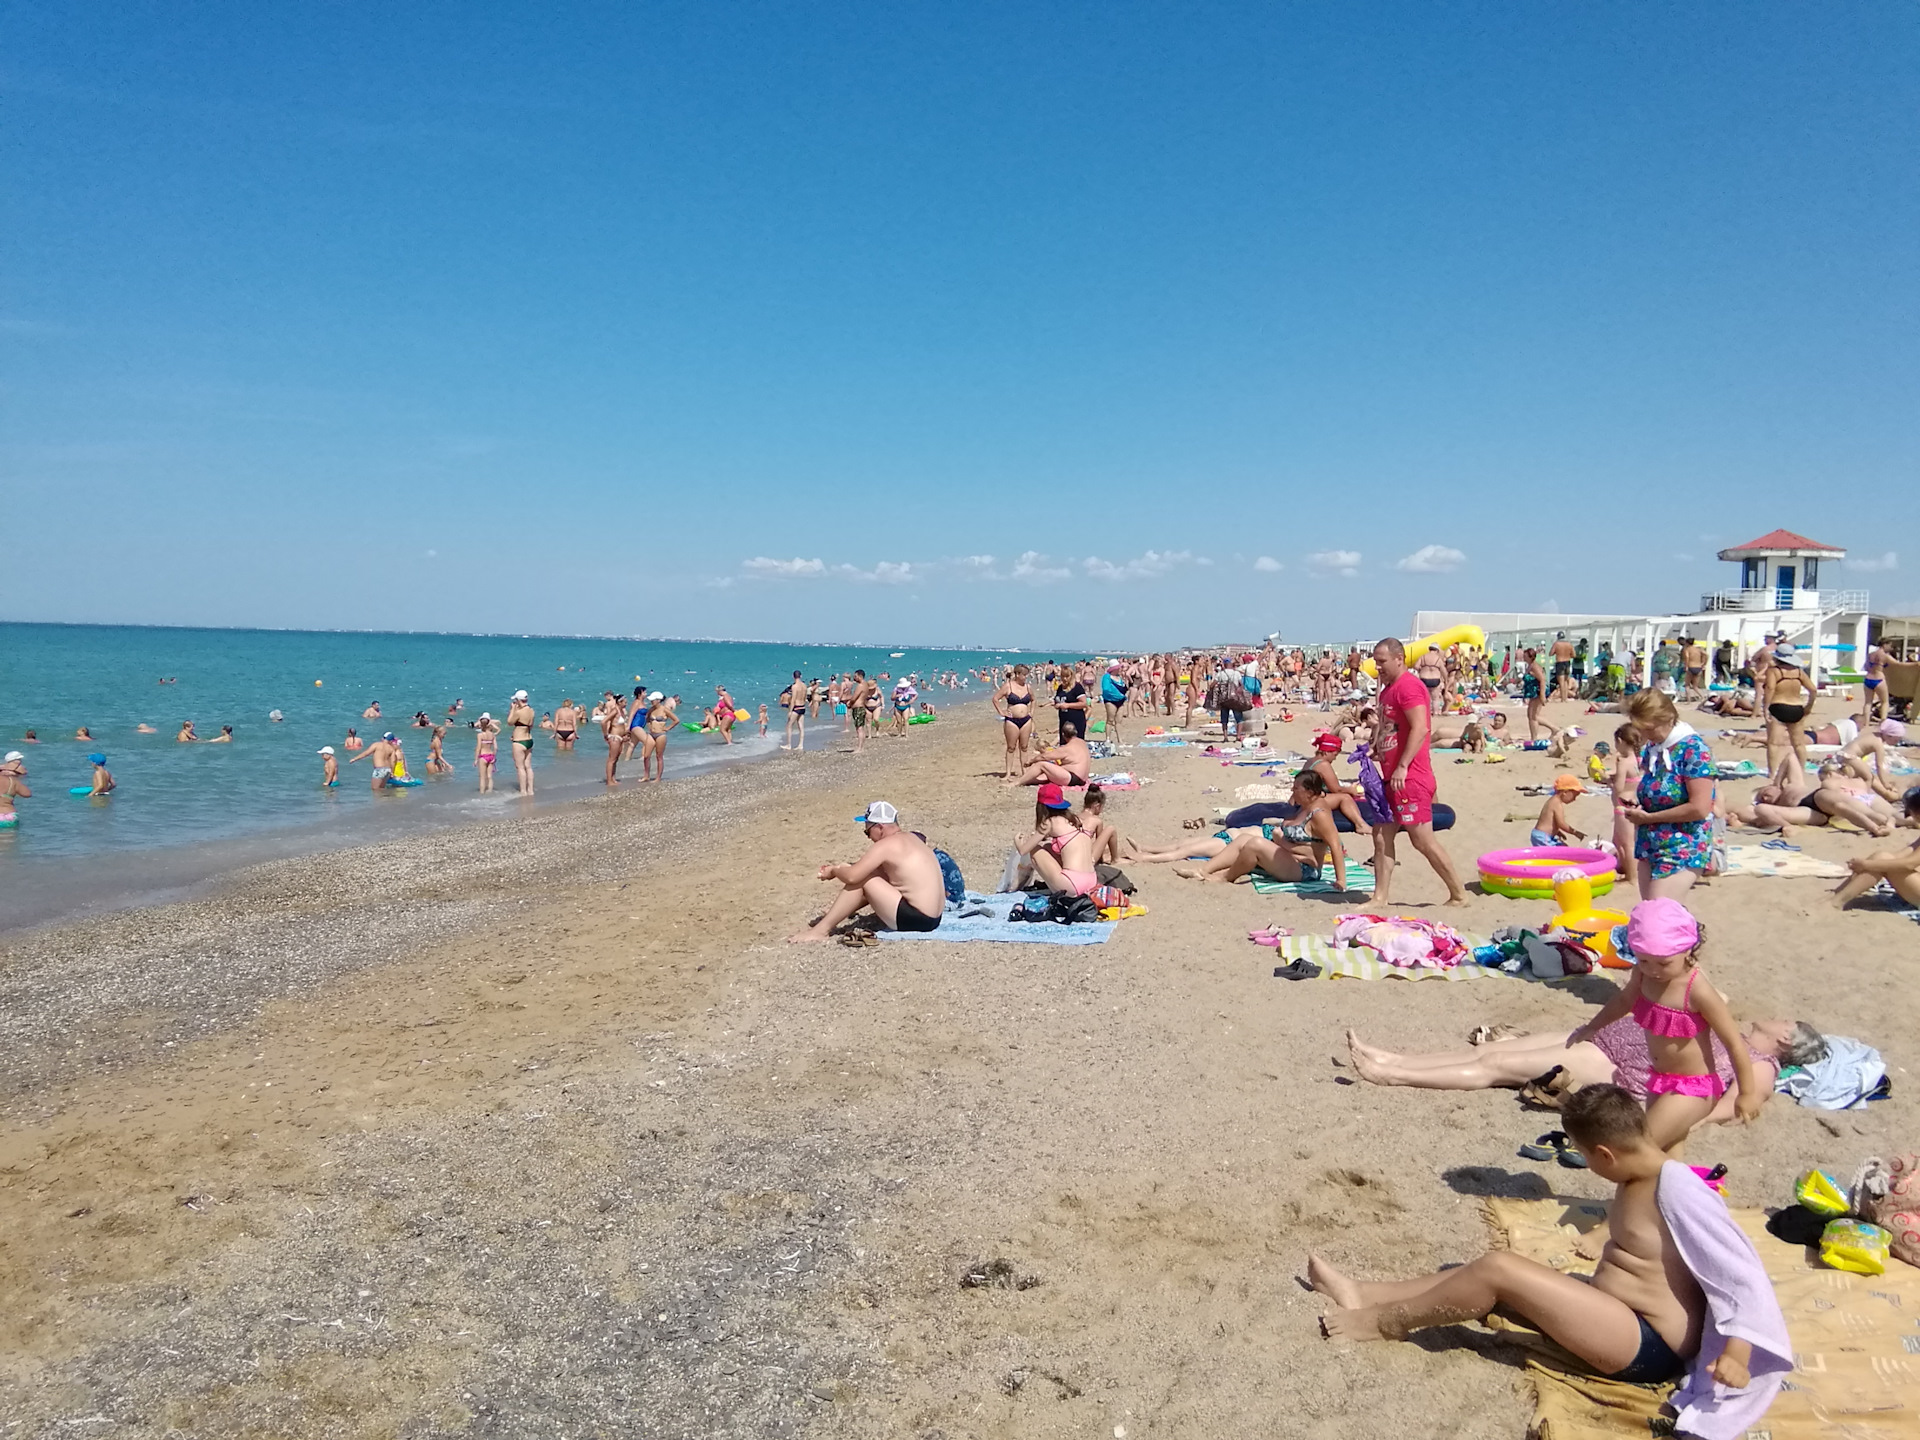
left=1385, top=774, right=1435, bottom=828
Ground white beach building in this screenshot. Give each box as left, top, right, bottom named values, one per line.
left=1414, top=528, right=1874, bottom=686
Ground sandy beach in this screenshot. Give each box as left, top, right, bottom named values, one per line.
left=3, top=698, right=1914, bottom=1437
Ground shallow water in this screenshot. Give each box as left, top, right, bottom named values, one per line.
left=0, top=624, right=998, bottom=878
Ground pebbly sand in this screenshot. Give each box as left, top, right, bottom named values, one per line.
left=1, top=698, right=1914, bottom=1437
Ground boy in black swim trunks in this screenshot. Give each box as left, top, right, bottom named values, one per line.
left=1310, top=1085, right=1787, bottom=1428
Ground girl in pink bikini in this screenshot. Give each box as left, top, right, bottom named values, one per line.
left=1567, top=897, right=1763, bottom=1154
left=1017, top=782, right=1101, bottom=898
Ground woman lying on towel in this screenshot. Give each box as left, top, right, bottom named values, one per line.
left=1169, top=771, right=1355, bottom=890
left=1728, top=769, right=1897, bottom=838
left=1343, top=1015, right=1825, bottom=1149
left=1128, top=770, right=1371, bottom=867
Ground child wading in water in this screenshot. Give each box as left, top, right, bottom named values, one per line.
left=474, top=714, right=499, bottom=794
left=1567, top=898, right=1761, bottom=1153
left=1310, top=1084, right=1790, bottom=1436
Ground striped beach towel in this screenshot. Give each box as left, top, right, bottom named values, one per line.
left=1273, top=934, right=1571, bottom=984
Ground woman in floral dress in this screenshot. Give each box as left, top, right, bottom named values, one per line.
left=1622, top=690, right=1717, bottom=900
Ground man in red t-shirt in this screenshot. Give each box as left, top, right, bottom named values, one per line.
left=1372, top=637, right=1468, bottom=907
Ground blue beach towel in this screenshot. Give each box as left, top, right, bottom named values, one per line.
left=876, top=892, right=1117, bottom=945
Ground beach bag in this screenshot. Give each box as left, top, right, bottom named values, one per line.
left=1049, top=894, right=1101, bottom=925
left=1852, top=1153, right=1920, bottom=1268
left=932, top=847, right=966, bottom=906
left=1089, top=884, right=1127, bottom=911
left=1094, top=862, right=1136, bottom=895
left=1210, top=679, right=1250, bottom=713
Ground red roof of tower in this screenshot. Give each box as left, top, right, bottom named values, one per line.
left=1717, top=528, right=1845, bottom=557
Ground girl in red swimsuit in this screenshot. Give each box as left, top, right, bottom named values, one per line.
left=1566, top=897, right=1762, bottom=1154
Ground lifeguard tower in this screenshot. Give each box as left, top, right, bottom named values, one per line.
left=1416, top=525, right=1876, bottom=689
left=1704, top=529, right=1853, bottom=615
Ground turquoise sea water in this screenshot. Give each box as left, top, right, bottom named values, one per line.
left=0, top=624, right=999, bottom=869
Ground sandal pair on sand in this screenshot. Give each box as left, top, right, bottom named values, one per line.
left=1247, top=924, right=1318, bottom=979
left=1518, top=1128, right=1588, bottom=1168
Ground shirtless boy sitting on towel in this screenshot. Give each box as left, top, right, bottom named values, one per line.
left=1309, top=1085, right=1790, bottom=1438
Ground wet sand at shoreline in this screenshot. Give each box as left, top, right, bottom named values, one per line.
left=2, top=701, right=1914, bottom=1436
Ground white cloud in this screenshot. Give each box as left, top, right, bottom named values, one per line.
left=1009, top=551, right=1073, bottom=583
left=742, top=556, right=826, bottom=578
left=1394, top=544, right=1466, bottom=574
left=831, top=560, right=915, bottom=584
left=1253, top=556, right=1283, bottom=573
left=1847, top=551, right=1898, bottom=573
left=1080, top=549, right=1203, bottom=582
left=1306, top=549, right=1363, bottom=577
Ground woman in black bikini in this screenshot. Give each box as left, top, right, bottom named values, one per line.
left=1762, top=644, right=1815, bottom=788
left=994, top=664, right=1037, bottom=778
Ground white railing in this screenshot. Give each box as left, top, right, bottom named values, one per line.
left=1698, top=588, right=1869, bottom=614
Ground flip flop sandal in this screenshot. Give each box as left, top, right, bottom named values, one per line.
left=1518, top=1130, right=1572, bottom=1162
left=1273, top=959, right=1321, bottom=981
left=1761, top=838, right=1801, bottom=851
left=1518, top=1065, right=1569, bottom=1110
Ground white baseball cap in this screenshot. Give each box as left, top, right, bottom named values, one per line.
left=648, top=691, right=664, bottom=701
left=3, top=751, right=23, bottom=763
left=856, top=800, right=899, bottom=826
left=317, top=746, right=335, bottom=755
left=513, top=689, right=529, bottom=700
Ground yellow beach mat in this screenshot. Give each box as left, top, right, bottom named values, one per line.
left=1483, top=1196, right=1920, bottom=1439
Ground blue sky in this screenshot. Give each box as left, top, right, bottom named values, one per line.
left=4, top=3, right=1916, bottom=648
